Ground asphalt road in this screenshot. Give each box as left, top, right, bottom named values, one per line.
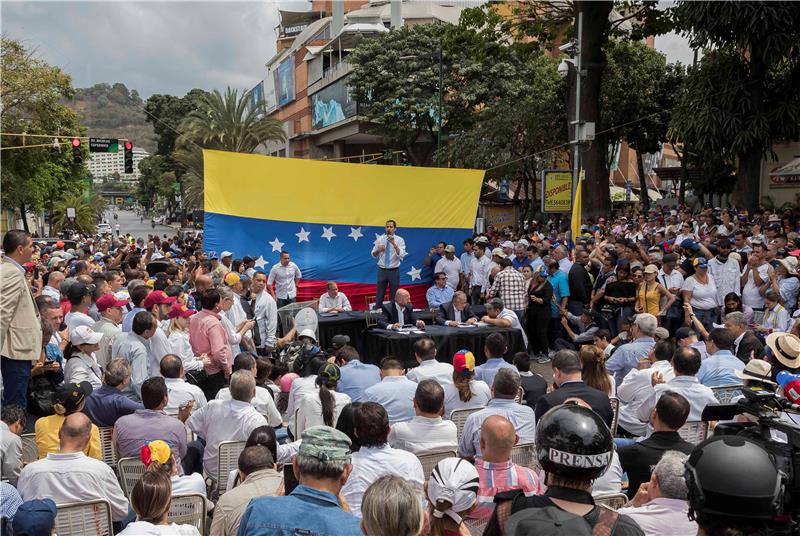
left=102, top=208, right=180, bottom=241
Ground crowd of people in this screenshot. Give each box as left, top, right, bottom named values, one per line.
left=0, top=202, right=799, bottom=535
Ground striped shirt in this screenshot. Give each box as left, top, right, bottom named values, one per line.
left=471, top=458, right=542, bottom=520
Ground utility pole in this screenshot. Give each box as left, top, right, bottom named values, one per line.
left=437, top=44, right=443, bottom=168
left=571, top=11, right=583, bottom=209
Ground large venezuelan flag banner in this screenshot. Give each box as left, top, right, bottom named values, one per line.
left=203, top=150, right=484, bottom=309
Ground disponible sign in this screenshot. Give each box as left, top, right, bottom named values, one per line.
left=541, top=169, right=572, bottom=213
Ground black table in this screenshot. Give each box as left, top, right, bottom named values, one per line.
left=316, top=310, right=437, bottom=351
left=363, top=324, right=525, bottom=368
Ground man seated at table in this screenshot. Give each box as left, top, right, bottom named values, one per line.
left=436, top=291, right=477, bottom=327
left=480, top=297, right=528, bottom=349
left=318, top=281, right=352, bottom=313
left=406, top=337, right=453, bottom=385
left=426, top=272, right=454, bottom=308
left=377, top=289, right=425, bottom=330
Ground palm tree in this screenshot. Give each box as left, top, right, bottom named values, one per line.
left=173, top=87, right=286, bottom=210
left=51, top=190, right=107, bottom=233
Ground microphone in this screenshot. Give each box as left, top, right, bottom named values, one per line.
left=776, top=370, right=800, bottom=404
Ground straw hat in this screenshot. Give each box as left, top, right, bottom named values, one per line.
left=766, top=332, right=800, bottom=369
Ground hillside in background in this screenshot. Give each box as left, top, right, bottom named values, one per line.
left=67, top=83, right=157, bottom=153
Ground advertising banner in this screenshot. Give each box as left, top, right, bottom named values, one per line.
left=311, top=77, right=357, bottom=130
left=275, top=57, right=295, bottom=107
left=541, top=169, right=573, bottom=213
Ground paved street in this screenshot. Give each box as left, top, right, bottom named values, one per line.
left=102, top=208, right=181, bottom=241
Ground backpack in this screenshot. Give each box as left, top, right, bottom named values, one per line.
left=500, top=501, right=619, bottom=536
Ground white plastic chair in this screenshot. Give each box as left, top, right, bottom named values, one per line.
left=510, top=442, right=538, bottom=471
left=55, top=499, right=113, bottom=536
left=609, top=396, right=620, bottom=436
left=677, top=421, right=710, bottom=444
left=116, top=456, right=146, bottom=497
left=450, top=407, right=485, bottom=442
left=168, top=493, right=207, bottom=534
left=98, top=426, right=117, bottom=467
left=216, top=440, right=246, bottom=497
left=20, top=432, right=38, bottom=464
left=594, top=492, right=629, bottom=509
left=416, top=450, right=458, bottom=478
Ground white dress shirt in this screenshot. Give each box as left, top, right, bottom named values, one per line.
left=318, top=292, right=352, bottom=312
left=148, top=325, right=173, bottom=377
left=707, top=256, right=742, bottom=303
left=167, top=329, right=205, bottom=372
left=406, top=359, right=454, bottom=385
left=341, top=444, right=425, bottom=519
left=741, top=263, right=771, bottom=309
left=186, top=399, right=268, bottom=480
left=618, top=498, right=698, bottom=536
left=434, top=257, right=463, bottom=290
left=286, top=375, right=319, bottom=433
left=0, top=421, right=22, bottom=485
left=216, top=385, right=282, bottom=427
left=617, top=360, right=675, bottom=437
left=442, top=380, right=491, bottom=418
left=63, top=351, right=103, bottom=390
left=388, top=415, right=458, bottom=455
left=498, top=308, right=528, bottom=348
left=268, top=262, right=302, bottom=300
left=221, top=314, right=243, bottom=358
left=295, top=390, right=351, bottom=436
left=164, top=377, right=207, bottom=413
left=223, top=295, right=252, bottom=344
left=253, top=290, right=278, bottom=349
left=470, top=255, right=492, bottom=292
left=17, top=452, right=129, bottom=521
left=372, top=234, right=407, bottom=269
left=591, top=451, right=623, bottom=496
left=636, top=375, right=717, bottom=436
left=111, top=331, right=150, bottom=401
left=118, top=522, right=200, bottom=535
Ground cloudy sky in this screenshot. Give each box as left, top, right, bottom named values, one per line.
left=3, top=1, right=695, bottom=98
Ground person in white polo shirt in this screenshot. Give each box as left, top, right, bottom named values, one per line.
left=388, top=379, right=457, bottom=455
left=434, top=245, right=463, bottom=291
left=406, top=337, right=454, bottom=385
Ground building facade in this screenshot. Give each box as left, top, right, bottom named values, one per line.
left=86, top=147, right=148, bottom=183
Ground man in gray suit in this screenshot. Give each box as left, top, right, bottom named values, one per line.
left=436, top=291, right=477, bottom=326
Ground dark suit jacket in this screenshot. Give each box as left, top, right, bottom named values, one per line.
left=377, top=302, right=416, bottom=330
left=519, top=373, right=548, bottom=411
left=436, top=301, right=477, bottom=325
left=736, top=330, right=764, bottom=363
left=534, top=380, right=613, bottom=427
left=618, top=431, right=695, bottom=498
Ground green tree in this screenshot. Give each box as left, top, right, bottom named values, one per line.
left=50, top=188, right=107, bottom=233
left=143, top=89, right=209, bottom=160
left=504, top=1, right=671, bottom=217
left=1, top=37, right=87, bottom=231
left=171, top=87, right=286, bottom=210
left=601, top=40, right=684, bottom=210
left=670, top=1, right=800, bottom=212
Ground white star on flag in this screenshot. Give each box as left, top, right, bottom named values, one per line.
left=348, top=227, right=363, bottom=241
left=269, top=237, right=284, bottom=252
left=407, top=266, right=422, bottom=281
left=321, top=226, right=336, bottom=242
left=254, top=255, right=268, bottom=269
left=295, top=227, right=311, bottom=243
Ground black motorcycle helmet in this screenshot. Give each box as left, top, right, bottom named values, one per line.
left=685, top=435, right=784, bottom=521
left=535, top=403, right=613, bottom=481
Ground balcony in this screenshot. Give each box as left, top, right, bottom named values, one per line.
left=309, top=61, right=353, bottom=96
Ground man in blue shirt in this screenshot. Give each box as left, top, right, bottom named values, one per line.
left=511, top=243, right=532, bottom=271
left=336, top=346, right=380, bottom=402
left=82, top=358, right=143, bottom=428
left=363, top=357, right=417, bottom=424
left=474, top=332, right=516, bottom=388
left=697, top=328, right=745, bottom=387
left=426, top=272, right=455, bottom=308
left=545, top=258, right=570, bottom=363
left=606, top=313, right=658, bottom=387
left=237, top=426, right=361, bottom=536
left=460, top=238, right=475, bottom=276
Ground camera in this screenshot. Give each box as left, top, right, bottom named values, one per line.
left=702, top=386, right=800, bottom=519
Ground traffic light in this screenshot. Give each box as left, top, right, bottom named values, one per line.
left=71, top=138, right=82, bottom=164
left=124, top=141, right=134, bottom=174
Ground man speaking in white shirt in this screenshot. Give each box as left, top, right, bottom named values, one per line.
left=371, top=219, right=407, bottom=307
left=268, top=251, right=302, bottom=308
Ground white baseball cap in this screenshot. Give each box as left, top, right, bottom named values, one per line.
left=298, top=328, right=317, bottom=342
left=221, top=251, right=234, bottom=258
left=501, top=240, right=514, bottom=249
left=71, top=325, right=103, bottom=346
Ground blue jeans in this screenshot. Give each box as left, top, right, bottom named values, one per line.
left=1, top=356, right=31, bottom=409
left=693, top=308, right=719, bottom=334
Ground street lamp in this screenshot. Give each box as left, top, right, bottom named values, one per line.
left=398, top=45, right=444, bottom=167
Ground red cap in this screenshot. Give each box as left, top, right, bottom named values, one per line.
left=143, top=290, right=176, bottom=309
left=55, top=241, right=65, bottom=249
left=167, top=303, right=196, bottom=319
left=96, top=294, right=129, bottom=312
